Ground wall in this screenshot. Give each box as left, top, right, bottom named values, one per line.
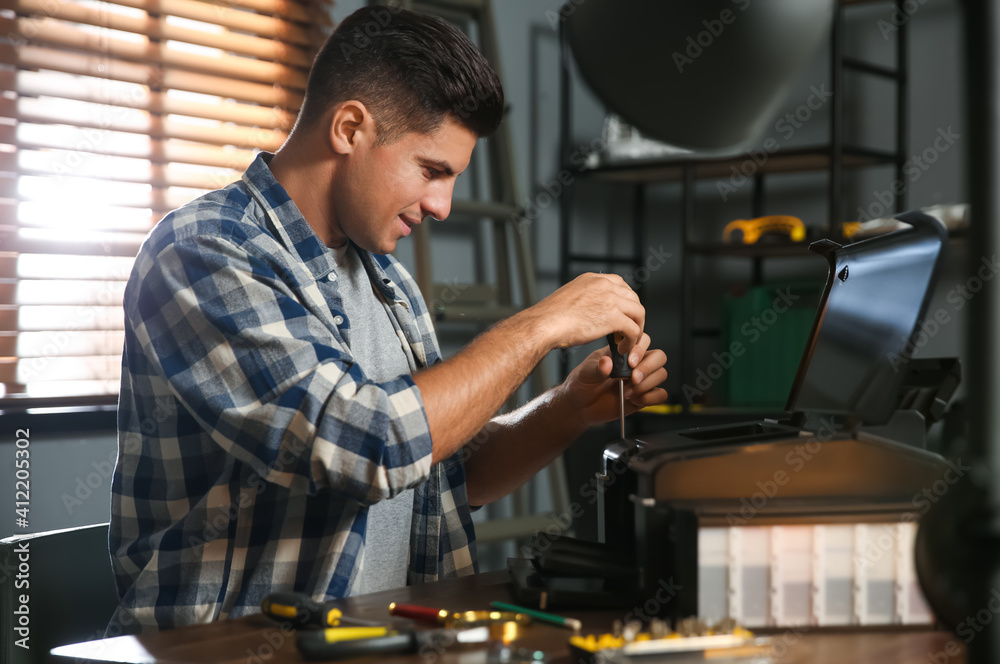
left=1, top=410, right=117, bottom=538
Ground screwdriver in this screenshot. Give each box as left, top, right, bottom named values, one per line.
left=297, top=625, right=491, bottom=661
left=606, top=332, right=632, bottom=440
left=388, top=603, right=530, bottom=628
left=261, top=592, right=382, bottom=628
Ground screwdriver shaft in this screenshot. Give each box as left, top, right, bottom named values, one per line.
left=618, top=380, right=625, bottom=440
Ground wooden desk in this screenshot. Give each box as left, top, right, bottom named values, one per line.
left=53, top=570, right=965, bottom=664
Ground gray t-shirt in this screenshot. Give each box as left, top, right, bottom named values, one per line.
left=330, top=243, right=415, bottom=595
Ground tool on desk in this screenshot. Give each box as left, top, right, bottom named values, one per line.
left=297, top=625, right=491, bottom=661
left=261, top=592, right=380, bottom=628
left=569, top=620, right=767, bottom=664
left=387, top=602, right=450, bottom=624
left=489, top=601, right=581, bottom=632
left=606, top=332, right=632, bottom=440
left=388, top=602, right=531, bottom=629
left=303, top=625, right=393, bottom=641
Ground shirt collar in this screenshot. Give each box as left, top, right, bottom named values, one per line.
left=241, top=152, right=399, bottom=300
left=241, top=151, right=336, bottom=282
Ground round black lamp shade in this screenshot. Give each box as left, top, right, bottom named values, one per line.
left=566, top=0, right=835, bottom=153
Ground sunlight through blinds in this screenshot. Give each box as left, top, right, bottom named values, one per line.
left=0, top=0, right=333, bottom=401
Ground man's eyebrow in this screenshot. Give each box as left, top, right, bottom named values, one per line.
left=418, top=157, right=455, bottom=176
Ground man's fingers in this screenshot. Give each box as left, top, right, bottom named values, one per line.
left=621, top=298, right=645, bottom=344
left=628, top=387, right=669, bottom=409
left=580, top=272, right=638, bottom=306
left=632, top=349, right=667, bottom=383
left=625, top=365, right=667, bottom=399
left=592, top=271, right=638, bottom=297
left=616, top=314, right=644, bottom=354
left=637, top=366, right=668, bottom=391
left=595, top=353, right=614, bottom=380
left=592, top=272, right=644, bottom=349
left=556, top=272, right=645, bottom=352
left=628, top=333, right=652, bottom=368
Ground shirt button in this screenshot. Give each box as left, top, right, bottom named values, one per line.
left=333, top=315, right=344, bottom=325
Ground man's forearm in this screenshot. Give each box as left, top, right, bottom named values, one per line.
left=413, top=271, right=646, bottom=467
left=463, top=386, right=589, bottom=506
left=412, top=309, right=553, bottom=465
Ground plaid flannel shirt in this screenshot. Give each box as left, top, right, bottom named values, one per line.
left=108, top=152, right=478, bottom=634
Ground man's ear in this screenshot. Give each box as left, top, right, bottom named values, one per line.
left=329, top=100, right=374, bottom=155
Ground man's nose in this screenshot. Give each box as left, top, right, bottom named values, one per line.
left=421, top=181, right=454, bottom=221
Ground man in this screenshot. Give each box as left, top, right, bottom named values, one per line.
left=108, top=6, right=668, bottom=633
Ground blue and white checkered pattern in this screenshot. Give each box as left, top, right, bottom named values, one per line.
left=108, top=153, right=478, bottom=633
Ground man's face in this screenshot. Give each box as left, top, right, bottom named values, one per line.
left=332, top=116, right=477, bottom=255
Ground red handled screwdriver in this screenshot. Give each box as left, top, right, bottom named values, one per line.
left=606, top=332, right=633, bottom=440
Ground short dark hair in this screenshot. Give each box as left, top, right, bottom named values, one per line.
left=295, top=6, right=505, bottom=144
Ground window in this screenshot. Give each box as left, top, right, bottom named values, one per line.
left=0, top=0, right=332, bottom=403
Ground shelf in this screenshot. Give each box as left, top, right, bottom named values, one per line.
left=448, top=199, right=519, bottom=220
left=686, top=241, right=820, bottom=258
left=576, top=145, right=899, bottom=184
left=689, top=228, right=968, bottom=258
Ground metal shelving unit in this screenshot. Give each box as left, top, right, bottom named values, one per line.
left=557, top=1, right=910, bottom=406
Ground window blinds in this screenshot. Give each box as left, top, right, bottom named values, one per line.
left=0, top=0, right=331, bottom=402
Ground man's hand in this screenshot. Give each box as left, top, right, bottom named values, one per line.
left=526, top=273, right=646, bottom=355
left=463, top=331, right=668, bottom=505
left=416, top=271, right=652, bottom=465
left=559, top=333, right=669, bottom=428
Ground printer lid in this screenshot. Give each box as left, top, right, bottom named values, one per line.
left=785, top=211, right=948, bottom=427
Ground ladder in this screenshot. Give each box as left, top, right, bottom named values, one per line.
left=374, top=0, right=572, bottom=541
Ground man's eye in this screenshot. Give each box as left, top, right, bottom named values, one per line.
left=423, top=167, right=441, bottom=179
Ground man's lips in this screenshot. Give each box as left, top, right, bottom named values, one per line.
left=398, top=214, right=421, bottom=236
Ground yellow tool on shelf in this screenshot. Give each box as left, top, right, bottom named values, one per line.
left=723, top=215, right=806, bottom=244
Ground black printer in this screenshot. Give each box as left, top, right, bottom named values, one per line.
left=510, top=211, right=962, bottom=622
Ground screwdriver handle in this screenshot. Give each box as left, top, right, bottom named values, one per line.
left=388, top=603, right=450, bottom=624
left=606, top=333, right=632, bottom=379
left=262, top=592, right=341, bottom=628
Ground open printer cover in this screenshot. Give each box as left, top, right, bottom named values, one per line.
left=510, top=211, right=962, bottom=619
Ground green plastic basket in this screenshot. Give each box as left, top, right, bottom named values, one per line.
left=721, top=282, right=822, bottom=408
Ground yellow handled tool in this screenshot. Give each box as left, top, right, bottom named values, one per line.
left=313, top=626, right=394, bottom=642
left=261, top=592, right=380, bottom=628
